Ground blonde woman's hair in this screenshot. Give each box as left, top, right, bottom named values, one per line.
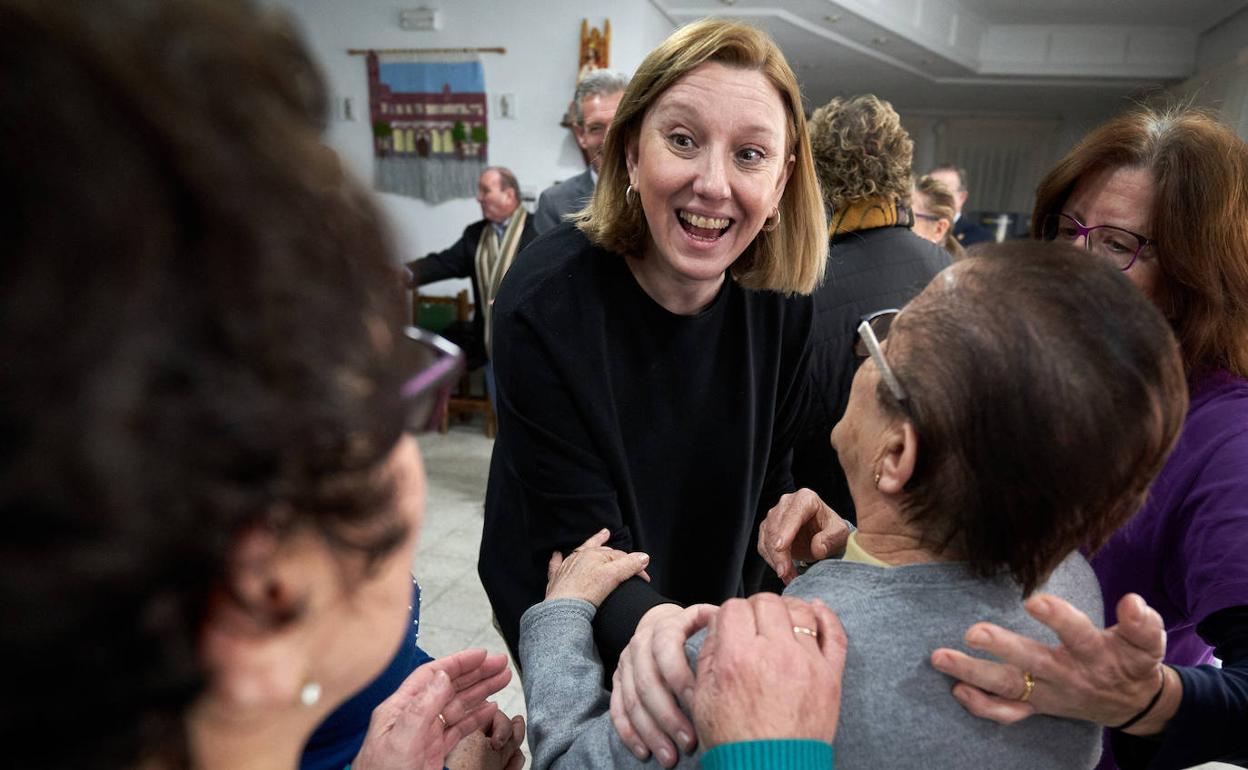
left=809, top=95, right=914, bottom=210
left=915, top=175, right=956, bottom=223
left=915, top=174, right=966, bottom=260
left=574, top=18, right=827, bottom=295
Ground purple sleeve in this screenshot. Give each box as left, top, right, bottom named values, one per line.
left=1177, top=425, right=1248, bottom=624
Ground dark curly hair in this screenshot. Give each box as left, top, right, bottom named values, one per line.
left=883, top=242, right=1187, bottom=595
left=808, top=94, right=914, bottom=211
left=0, top=0, right=409, bottom=766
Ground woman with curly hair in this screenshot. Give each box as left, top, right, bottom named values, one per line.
left=788, top=95, right=950, bottom=524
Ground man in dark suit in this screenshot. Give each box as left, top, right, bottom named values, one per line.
left=406, top=166, right=536, bottom=403
left=532, top=70, right=629, bottom=234
left=929, top=163, right=996, bottom=247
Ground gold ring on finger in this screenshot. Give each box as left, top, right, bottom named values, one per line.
left=793, top=625, right=818, bottom=639
left=1018, top=671, right=1035, bottom=703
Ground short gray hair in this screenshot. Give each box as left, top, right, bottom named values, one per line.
left=930, top=163, right=968, bottom=192
left=483, top=166, right=519, bottom=196
left=573, top=69, right=629, bottom=125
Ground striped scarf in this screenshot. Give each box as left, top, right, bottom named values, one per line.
left=474, top=206, right=528, bottom=357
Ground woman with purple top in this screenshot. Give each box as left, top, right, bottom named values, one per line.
left=925, top=107, right=1248, bottom=768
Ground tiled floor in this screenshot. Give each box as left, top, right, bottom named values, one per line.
left=411, top=422, right=529, bottom=742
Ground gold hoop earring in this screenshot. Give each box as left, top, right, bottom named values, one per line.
left=625, top=184, right=636, bottom=204
left=873, top=472, right=882, bottom=488
left=762, top=208, right=780, bottom=232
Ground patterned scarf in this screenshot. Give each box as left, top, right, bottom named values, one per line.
left=830, top=196, right=914, bottom=236
left=474, top=206, right=528, bottom=357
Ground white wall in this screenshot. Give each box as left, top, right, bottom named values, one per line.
left=1197, top=6, right=1248, bottom=74
left=269, top=0, right=672, bottom=292
left=1174, top=7, right=1248, bottom=140
left=901, top=107, right=1119, bottom=217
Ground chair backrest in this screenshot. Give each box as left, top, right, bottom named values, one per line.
left=413, top=289, right=471, bottom=332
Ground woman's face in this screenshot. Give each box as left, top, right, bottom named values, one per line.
left=298, top=436, right=427, bottom=710
left=626, top=62, right=794, bottom=290
left=911, top=191, right=950, bottom=245
left=196, top=434, right=427, bottom=744
left=1062, top=165, right=1160, bottom=300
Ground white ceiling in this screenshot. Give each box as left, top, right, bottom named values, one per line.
left=650, top=0, right=1248, bottom=117
left=957, top=0, right=1241, bottom=28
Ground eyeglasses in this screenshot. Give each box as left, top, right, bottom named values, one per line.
left=854, top=309, right=909, bottom=408
left=398, top=326, right=465, bottom=434
left=913, top=212, right=941, bottom=223
left=1041, top=213, right=1155, bottom=271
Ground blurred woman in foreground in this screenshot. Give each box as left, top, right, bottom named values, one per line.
left=0, top=1, right=518, bottom=767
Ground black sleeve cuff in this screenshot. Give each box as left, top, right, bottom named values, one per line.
left=591, top=577, right=679, bottom=678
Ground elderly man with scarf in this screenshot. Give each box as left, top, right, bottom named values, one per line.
left=788, top=95, right=950, bottom=529
left=407, top=166, right=536, bottom=406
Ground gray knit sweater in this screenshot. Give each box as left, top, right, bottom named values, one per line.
left=519, top=553, right=1103, bottom=770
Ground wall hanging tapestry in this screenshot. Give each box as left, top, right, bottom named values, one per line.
left=367, top=51, right=488, bottom=203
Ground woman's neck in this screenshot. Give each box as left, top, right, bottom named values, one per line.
left=623, top=253, right=724, bottom=316
left=852, top=498, right=955, bottom=566
left=183, top=699, right=314, bottom=770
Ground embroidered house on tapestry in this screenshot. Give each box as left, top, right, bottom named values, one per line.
left=367, top=51, right=488, bottom=203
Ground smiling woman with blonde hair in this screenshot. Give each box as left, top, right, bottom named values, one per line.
left=480, top=18, right=827, bottom=677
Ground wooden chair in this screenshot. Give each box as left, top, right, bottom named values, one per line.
left=412, top=289, right=497, bottom=437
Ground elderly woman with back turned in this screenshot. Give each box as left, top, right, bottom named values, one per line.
left=522, top=241, right=1187, bottom=769
left=784, top=95, right=949, bottom=528
left=930, top=107, right=1248, bottom=769
left=479, top=19, right=826, bottom=671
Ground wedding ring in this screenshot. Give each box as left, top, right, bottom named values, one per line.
left=793, top=625, right=818, bottom=639
left=438, top=713, right=448, bottom=727
left=1019, top=671, right=1035, bottom=703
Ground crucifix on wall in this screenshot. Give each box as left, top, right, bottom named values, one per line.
left=560, top=18, right=611, bottom=142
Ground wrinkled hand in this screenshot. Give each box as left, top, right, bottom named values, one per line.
left=693, top=594, right=847, bottom=748
left=353, top=648, right=512, bottom=770
left=610, top=603, right=717, bottom=767
left=758, top=489, right=851, bottom=585
left=446, top=708, right=526, bottom=770
left=930, top=592, right=1177, bottom=735
left=544, top=528, right=651, bottom=607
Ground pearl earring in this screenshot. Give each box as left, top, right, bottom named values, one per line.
left=299, top=680, right=322, bottom=708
